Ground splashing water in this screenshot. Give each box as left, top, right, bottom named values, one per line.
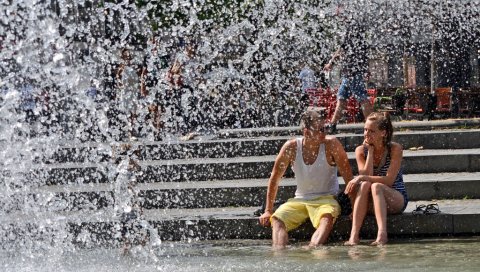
left=1, top=0, right=480, bottom=264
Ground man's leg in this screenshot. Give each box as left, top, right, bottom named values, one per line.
left=331, top=99, right=347, bottom=125
left=309, top=214, right=335, bottom=247
left=271, top=217, right=289, bottom=249
left=349, top=73, right=371, bottom=122
left=328, top=77, right=349, bottom=133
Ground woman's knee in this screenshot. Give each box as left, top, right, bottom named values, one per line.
left=371, top=183, right=387, bottom=196
left=359, top=181, right=372, bottom=194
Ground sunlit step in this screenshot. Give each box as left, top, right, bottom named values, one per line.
left=0, top=199, right=479, bottom=247
left=3, top=172, right=480, bottom=213
left=2, top=128, right=480, bottom=165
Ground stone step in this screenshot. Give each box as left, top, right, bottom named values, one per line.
left=8, top=172, right=480, bottom=212
left=137, top=172, right=480, bottom=209
left=18, top=129, right=480, bottom=164
left=1, top=199, right=479, bottom=247
left=4, top=148, right=479, bottom=185
left=215, top=118, right=480, bottom=138
left=142, top=199, right=480, bottom=241
left=140, top=129, right=480, bottom=160
left=137, top=148, right=480, bottom=183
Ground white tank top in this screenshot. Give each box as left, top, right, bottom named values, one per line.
left=293, top=137, right=339, bottom=199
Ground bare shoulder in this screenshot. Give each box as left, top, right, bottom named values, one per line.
left=324, top=135, right=346, bottom=152
left=278, top=138, right=297, bottom=161
left=325, top=135, right=341, bottom=145
left=390, top=142, right=403, bottom=152
left=354, top=144, right=365, bottom=154
left=283, top=138, right=297, bottom=150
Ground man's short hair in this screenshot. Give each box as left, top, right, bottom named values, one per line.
left=300, top=108, right=327, bottom=130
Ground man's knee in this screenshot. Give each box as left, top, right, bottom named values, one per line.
left=316, top=213, right=336, bottom=231
left=271, top=216, right=287, bottom=230
left=319, top=213, right=334, bottom=224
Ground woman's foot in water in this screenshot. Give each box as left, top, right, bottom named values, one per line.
left=371, top=230, right=388, bottom=246
left=344, top=236, right=360, bottom=246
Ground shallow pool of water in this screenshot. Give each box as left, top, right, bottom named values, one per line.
left=2, top=237, right=480, bottom=271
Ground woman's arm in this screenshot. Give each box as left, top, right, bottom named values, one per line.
left=345, top=144, right=374, bottom=195
left=355, top=144, right=373, bottom=176
left=358, top=143, right=403, bottom=186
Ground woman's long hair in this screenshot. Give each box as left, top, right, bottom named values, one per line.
left=366, top=112, right=393, bottom=147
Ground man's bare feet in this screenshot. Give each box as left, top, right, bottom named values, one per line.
left=272, top=244, right=287, bottom=251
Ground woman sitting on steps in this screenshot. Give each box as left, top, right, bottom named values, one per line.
left=344, top=112, right=408, bottom=246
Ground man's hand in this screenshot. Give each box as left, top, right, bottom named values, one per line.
left=324, top=49, right=341, bottom=72
left=259, top=211, right=272, bottom=227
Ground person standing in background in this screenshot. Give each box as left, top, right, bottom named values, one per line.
left=324, top=5, right=372, bottom=134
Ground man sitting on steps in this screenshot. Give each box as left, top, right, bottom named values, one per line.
left=259, top=109, right=353, bottom=249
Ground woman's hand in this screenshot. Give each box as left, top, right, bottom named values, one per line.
left=363, top=140, right=375, bottom=155
left=363, top=139, right=374, bottom=149
left=344, top=175, right=364, bottom=195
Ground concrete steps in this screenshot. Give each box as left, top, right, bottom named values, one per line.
left=6, top=147, right=479, bottom=185
left=215, top=118, right=480, bottom=138
left=1, top=122, right=480, bottom=246
left=12, top=129, right=480, bottom=164
left=1, top=199, right=479, bottom=247
left=9, top=172, right=480, bottom=213
left=139, top=199, right=480, bottom=241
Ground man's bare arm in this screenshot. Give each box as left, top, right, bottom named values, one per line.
left=331, top=138, right=353, bottom=185
left=259, top=140, right=296, bottom=227
left=324, top=48, right=343, bottom=71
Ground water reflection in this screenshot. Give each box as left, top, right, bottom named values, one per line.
left=3, top=237, right=479, bottom=271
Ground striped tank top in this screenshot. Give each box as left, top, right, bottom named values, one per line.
left=364, top=146, right=408, bottom=196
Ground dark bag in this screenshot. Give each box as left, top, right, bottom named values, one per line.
left=337, top=191, right=352, bottom=216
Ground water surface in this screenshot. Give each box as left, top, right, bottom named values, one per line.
left=2, top=237, right=479, bottom=271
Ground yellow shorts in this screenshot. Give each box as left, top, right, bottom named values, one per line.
left=271, top=195, right=340, bottom=232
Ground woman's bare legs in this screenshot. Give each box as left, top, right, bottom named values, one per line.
left=370, top=183, right=405, bottom=245
left=345, top=181, right=372, bottom=245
